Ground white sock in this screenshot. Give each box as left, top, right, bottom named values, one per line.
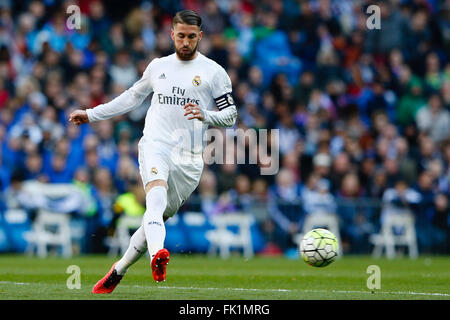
left=142, top=186, right=167, bottom=259
left=115, top=225, right=147, bottom=275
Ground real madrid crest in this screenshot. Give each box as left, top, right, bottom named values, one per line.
left=192, top=75, right=201, bottom=86
left=226, top=93, right=234, bottom=105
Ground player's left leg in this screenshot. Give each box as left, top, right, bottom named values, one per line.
left=92, top=226, right=147, bottom=293
left=115, top=225, right=147, bottom=275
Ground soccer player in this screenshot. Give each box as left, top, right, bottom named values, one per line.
left=69, top=10, right=237, bottom=293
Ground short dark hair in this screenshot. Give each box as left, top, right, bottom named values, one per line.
left=173, top=10, right=202, bottom=28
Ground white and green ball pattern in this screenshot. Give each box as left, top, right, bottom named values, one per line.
left=300, top=228, right=339, bottom=267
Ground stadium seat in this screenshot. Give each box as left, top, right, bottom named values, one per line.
left=2, top=208, right=31, bottom=252
left=105, top=215, right=142, bottom=256
left=20, top=181, right=90, bottom=257
left=181, top=211, right=215, bottom=253
left=69, top=219, right=87, bottom=255
left=165, top=214, right=190, bottom=253
left=0, top=225, right=9, bottom=252
left=25, top=210, right=72, bottom=258
left=369, top=210, right=418, bottom=259
left=293, top=211, right=343, bottom=257
left=206, top=213, right=254, bottom=259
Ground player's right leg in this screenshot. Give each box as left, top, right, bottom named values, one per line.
left=143, top=179, right=171, bottom=282
left=146, top=157, right=203, bottom=282
left=137, top=137, right=172, bottom=282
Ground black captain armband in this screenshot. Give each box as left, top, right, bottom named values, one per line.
left=214, top=93, right=235, bottom=111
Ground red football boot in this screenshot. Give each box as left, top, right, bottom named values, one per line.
left=151, top=249, right=170, bottom=282
left=92, top=262, right=123, bottom=294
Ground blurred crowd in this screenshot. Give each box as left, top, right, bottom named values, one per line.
left=0, top=0, right=449, bottom=255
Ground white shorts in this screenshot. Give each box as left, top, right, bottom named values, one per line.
left=138, top=136, right=204, bottom=218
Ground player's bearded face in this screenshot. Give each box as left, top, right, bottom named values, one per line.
left=176, top=41, right=198, bottom=60
left=172, top=24, right=202, bottom=60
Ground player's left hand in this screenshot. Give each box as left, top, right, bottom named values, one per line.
left=183, top=102, right=204, bottom=121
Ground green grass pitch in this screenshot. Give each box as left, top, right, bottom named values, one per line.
left=0, top=254, right=449, bottom=300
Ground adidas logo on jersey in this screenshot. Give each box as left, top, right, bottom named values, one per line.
left=159, top=73, right=166, bottom=79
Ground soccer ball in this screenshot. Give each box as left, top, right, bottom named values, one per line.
left=299, top=228, right=338, bottom=267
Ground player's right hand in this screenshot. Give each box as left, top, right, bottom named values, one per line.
left=68, top=110, right=89, bottom=125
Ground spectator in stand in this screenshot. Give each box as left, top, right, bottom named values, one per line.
left=381, top=179, right=422, bottom=233
left=329, top=152, right=352, bottom=193
left=312, top=152, right=332, bottom=182
left=277, top=112, right=301, bottom=156
left=43, top=153, right=72, bottom=183
left=364, top=0, right=409, bottom=54
left=114, top=155, right=139, bottom=194
left=415, top=93, right=450, bottom=144
left=95, top=120, right=119, bottom=174
left=268, top=169, right=303, bottom=252
left=302, top=177, right=336, bottom=217
left=396, top=75, right=426, bottom=128
left=113, top=178, right=146, bottom=221
left=72, top=167, right=98, bottom=253
left=197, top=169, right=218, bottom=217
left=414, top=171, right=438, bottom=251
left=212, top=174, right=253, bottom=215
left=383, top=157, right=402, bottom=188
left=202, top=0, right=228, bottom=34
left=109, top=49, right=138, bottom=89
left=9, top=113, right=42, bottom=146
left=216, top=162, right=238, bottom=194
left=91, top=168, right=117, bottom=253
left=442, top=141, right=450, bottom=193
left=396, top=137, right=419, bottom=185
left=424, top=52, right=444, bottom=92
left=23, top=152, right=43, bottom=181
left=431, top=193, right=449, bottom=253
left=442, top=80, right=450, bottom=109
left=427, top=158, right=448, bottom=194
left=417, top=135, right=439, bottom=174
left=336, top=172, right=374, bottom=252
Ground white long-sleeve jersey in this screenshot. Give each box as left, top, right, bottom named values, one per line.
left=86, top=52, right=237, bottom=154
